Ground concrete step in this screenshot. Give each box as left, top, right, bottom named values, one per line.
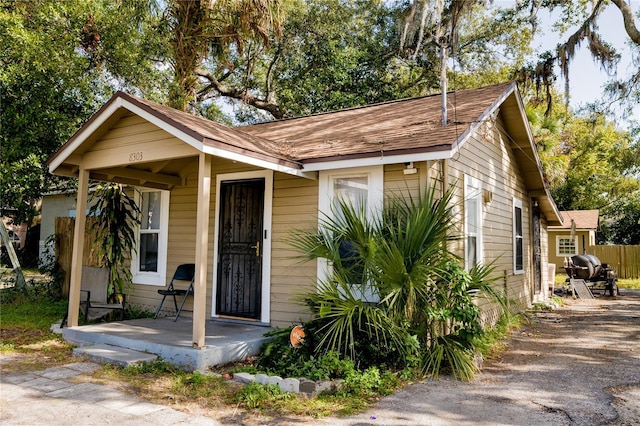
left=73, top=343, right=158, bottom=367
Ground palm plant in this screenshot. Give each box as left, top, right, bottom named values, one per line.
left=290, top=182, right=506, bottom=379
left=375, top=184, right=458, bottom=329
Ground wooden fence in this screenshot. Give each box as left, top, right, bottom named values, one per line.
left=54, top=217, right=103, bottom=297
left=587, top=245, right=640, bottom=279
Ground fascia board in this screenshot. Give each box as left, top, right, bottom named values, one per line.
left=301, top=150, right=452, bottom=172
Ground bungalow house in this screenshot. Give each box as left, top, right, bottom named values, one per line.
left=548, top=209, right=599, bottom=270
left=47, top=81, right=562, bottom=349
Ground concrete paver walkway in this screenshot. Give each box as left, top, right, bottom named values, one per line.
left=0, top=362, right=218, bottom=425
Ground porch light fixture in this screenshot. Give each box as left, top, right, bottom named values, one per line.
left=483, top=189, right=493, bottom=204
left=403, top=162, right=418, bottom=175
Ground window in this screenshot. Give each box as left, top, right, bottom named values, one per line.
left=557, top=236, right=577, bottom=256
left=465, top=175, right=483, bottom=270
left=133, top=189, right=170, bottom=285
left=318, top=166, right=383, bottom=302
left=513, top=198, right=524, bottom=273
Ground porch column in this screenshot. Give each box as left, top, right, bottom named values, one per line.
left=193, top=153, right=212, bottom=349
left=66, top=167, right=89, bottom=327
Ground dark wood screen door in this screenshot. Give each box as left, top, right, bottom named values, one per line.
left=532, top=205, right=542, bottom=293
left=216, top=179, right=264, bottom=320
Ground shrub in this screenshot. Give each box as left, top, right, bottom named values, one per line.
left=234, top=382, right=295, bottom=409
left=257, top=327, right=356, bottom=380
left=287, top=183, right=506, bottom=380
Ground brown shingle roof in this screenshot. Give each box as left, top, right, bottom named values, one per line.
left=550, top=210, right=599, bottom=230
left=240, top=82, right=514, bottom=163
left=122, top=94, right=302, bottom=168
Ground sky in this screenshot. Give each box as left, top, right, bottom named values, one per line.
left=528, top=0, right=639, bottom=127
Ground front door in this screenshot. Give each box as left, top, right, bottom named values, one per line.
left=216, top=179, right=264, bottom=320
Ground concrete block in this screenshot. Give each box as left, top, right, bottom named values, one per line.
left=299, top=379, right=317, bottom=395
left=316, top=380, right=334, bottom=394
left=73, top=344, right=157, bottom=368
left=279, top=378, right=300, bottom=393
left=266, top=375, right=283, bottom=387
left=254, top=373, right=269, bottom=385
left=233, top=372, right=255, bottom=384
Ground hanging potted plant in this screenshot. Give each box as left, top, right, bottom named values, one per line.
left=88, top=183, right=141, bottom=301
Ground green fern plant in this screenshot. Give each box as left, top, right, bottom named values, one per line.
left=88, top=183, right=141, bottom=297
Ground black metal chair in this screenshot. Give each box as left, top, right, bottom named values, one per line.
left=154, top=263, right=195, bottom=320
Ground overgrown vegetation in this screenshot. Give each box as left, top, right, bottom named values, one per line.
left=0, top=270, right=523, bottom=419
left=268, top=184, right=508, bottom=383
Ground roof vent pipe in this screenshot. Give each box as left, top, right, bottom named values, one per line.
left=439, top=38, right=448, bottom=126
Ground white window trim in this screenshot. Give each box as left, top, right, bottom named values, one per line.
left=464, top=175, right=483, bottom=271
left=556, top=235, right=577, bottom=257
left=317, top=165, right=383, bottom=302
left=211, top=170, right=273, bottom=324
left=513, top=197, right=525, bottom=274
left=132, top=189, right=170, bottom=286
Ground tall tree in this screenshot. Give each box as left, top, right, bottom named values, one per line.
left=1, top=1, right=101, bottom=224
left=396, top=0, right=537, bottom=123
left=1, top=0, right=166, bottom=239
left=271, top=0, right=428, bottom=118
left=164, top=0, right=285, bottom=114
left=527, top=96, right=640, bottom=244
left=519, top=0, right=640, bottom=117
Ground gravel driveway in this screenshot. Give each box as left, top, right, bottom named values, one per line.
left=317, top=290, right=640, bottom=425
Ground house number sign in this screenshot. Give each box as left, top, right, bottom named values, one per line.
left=129, top=151, right=143, bottom=162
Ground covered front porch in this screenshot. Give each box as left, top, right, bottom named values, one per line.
left=47, top=91, right=312, bottom=349
left=62, top=318, right=273, bottom=371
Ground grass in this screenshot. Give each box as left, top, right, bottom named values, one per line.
left=474, top=312, right=525, bottom=362
left=89, top=360, right=385, bottom=419
left=618, top=278, right=640, bottom=289
left=0, top=286, right=73, bottom=372
left=554, top=273, right=640, bottom=289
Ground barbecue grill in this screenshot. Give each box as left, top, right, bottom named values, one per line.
left=564, top=254, right=618, bottom=297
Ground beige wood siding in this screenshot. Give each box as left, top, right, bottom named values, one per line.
left=270, top=172, right=318, bottom=327
left=446, top=117, right=533, bottom=320
left=82, top=115, right=197, bottom=170
left=126, top=155, right=319, bottom=327
left=124, top=115, right=548, bottom=326
left=548, top=230, right=590, bottom=272
left=127, top=158, right=265, bottom=317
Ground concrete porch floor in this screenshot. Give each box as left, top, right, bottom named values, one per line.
left=61, top=318, right=273, bottom=371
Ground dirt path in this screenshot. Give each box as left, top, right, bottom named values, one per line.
left=316, top=291, right=640, bottom=425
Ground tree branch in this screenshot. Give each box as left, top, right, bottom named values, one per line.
left=610, top=0, right=640, bottom=44
left=196, top=68, right=284, bottom=119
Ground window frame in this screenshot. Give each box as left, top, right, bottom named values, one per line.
left=556, top=235, right=577, bottom=257
left=317, top=166, right=383, bottom=302
left=464, top=175, right=483, bottom=271
left=132, top=188, right=170, bottom=286
left=513, top=198, right=524, bottom=274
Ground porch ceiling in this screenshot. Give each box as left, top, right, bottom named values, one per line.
left=53, top=156, right=196, bottom=191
